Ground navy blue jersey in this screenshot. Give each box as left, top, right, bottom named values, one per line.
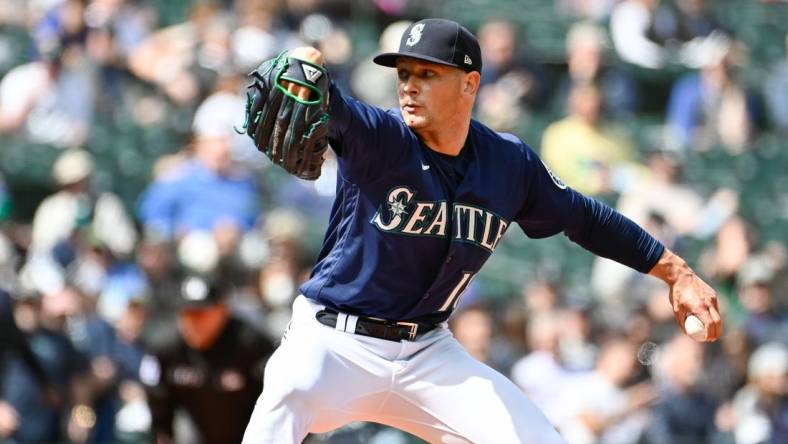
left=300, top=85, right=663, bottom=323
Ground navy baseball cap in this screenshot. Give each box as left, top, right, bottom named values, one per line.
left=373, top=18, right=482, bottom=73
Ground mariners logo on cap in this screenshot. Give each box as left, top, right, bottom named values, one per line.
left=406, top=23, right=425, bottom=46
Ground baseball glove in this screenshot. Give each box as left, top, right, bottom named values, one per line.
left=239, top=51, right=330, bottom=180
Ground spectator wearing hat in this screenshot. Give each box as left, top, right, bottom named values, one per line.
left=141, top=275, right=275, bottom=444
left=30, top=148, right=138, bottom=260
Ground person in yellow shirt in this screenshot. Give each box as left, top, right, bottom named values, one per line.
left=541, top=84, right=634, bottom=196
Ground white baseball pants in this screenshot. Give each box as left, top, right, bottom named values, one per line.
left=242, top=296, right=566, bottom=444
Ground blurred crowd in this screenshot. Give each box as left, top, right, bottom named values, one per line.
left=0, top=0, right=786, bottom=443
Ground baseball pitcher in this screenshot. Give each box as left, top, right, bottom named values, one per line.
left=238, top=18, right=722, bottom=444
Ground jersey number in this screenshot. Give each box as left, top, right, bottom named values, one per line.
left=439, top=271, right=475, bottom=311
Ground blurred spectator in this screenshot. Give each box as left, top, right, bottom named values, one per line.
left=1, top=290, right=87, bottom=443
left=231, top=0, right=279, bottom=72
left=541, top=84, right=635, bottom=196
left=553, top=22, right=639, bottom=118
left=657, top=0, right=720, bottom=41
left=301, top=14, right=353, bottom=90
left=270, top=153, right=337, bottom=225
left=665, top=35, right=758, bottom=152
left=256, top=253, right=301, bottom=339
left=558, top=336, right=654, bottom=444
left=522, top=279, right=561, bottom=317
left=229, top=208, right=315, bottom=342
left=350, top=20, right=410, bottom=110
left=96, top=258, right=147, bottom=325
left=723, top=342, right=788, bottom=444
left=83, top=0, right=156, bottom=57
left=477, top=19, right=545, bottom=100
left=703, top=327, right=751, bottom=404
left=610, top=0, right=670, bottom=69
left=558, top=305, right=598, bottom=372
left=556, top=0, right=616, bottom=21
left=127, top=2, right=229, bottom=107
left=110, top=297, right=152, bottom=443
left=30, top=149, right=138, bottom=259
left=48, top=283, right=147, bottom=443
left=141, top=275, right=275, bottom=444
left=132, top=235, right=178, bottom=308
left=192, top=73, right=263, bottom=169
left=0, top=289, right=58, bottom=441
left=617, top=150, right=738, bottom=239
left=699, top=216, right=752, bottom=284
left=646, top=334, right=719, bottom=444
left=610, top=0, right=725, bottom=70
left=0, top=0, right=33, bottom=77
left=510, top=312, right=570, bottom=424
left=450, top=304, right=515, bottom=374
left=475, top=18, right=547, bottom=132
left=137, top=132, right=260, bottom=246
left=736, top=256, right=788, bottom=346
left=763, top=34, right=788, bottom=135
left=591, top=149, right=738, bottom=301
left=33, top=0, right=88, bottom=52
left=0, top=39, right=96, bottom=147
left=653, top=0, right=727, bottom=69
left=450, top=305, right=493, bottom=363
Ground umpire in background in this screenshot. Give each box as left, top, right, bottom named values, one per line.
left=140, top=275, right=275, bottom=444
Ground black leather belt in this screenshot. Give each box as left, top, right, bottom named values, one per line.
left=315, top=308, right=438, bottom=342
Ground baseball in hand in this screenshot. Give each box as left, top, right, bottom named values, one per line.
left=684, top=315, right=706, bottom=341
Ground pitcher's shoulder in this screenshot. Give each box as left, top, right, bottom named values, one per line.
left=469, top=120, right=535, bottom=160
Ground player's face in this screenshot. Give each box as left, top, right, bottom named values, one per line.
left=395, top=58, right=466, bottom=130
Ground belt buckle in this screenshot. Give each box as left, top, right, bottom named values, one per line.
left=396, top=321, right=419, bottom=341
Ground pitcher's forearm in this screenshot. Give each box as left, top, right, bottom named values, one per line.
left=648, top=248, right=694, bottom=285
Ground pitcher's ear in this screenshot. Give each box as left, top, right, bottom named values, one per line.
left=465, top=71, right=481, bottom=95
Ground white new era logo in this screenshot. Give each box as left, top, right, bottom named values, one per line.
left=464, top=54, right=472, bottom=65
left=301, top=64, right=323, bottom=83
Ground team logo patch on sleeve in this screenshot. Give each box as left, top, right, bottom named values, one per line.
left=541, top=161, right=567, bottom=190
